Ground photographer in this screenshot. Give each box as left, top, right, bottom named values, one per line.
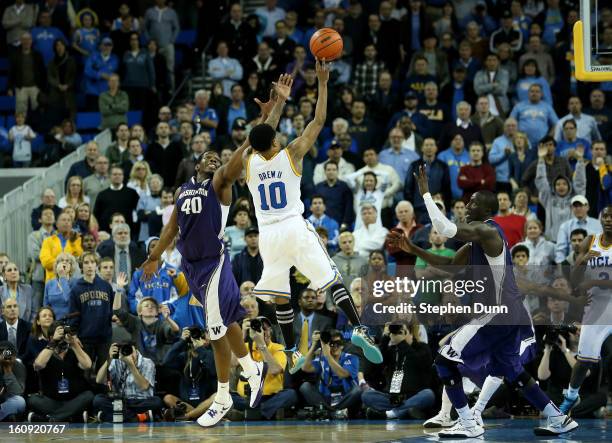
left=160, top=327, right=217, bottom=421
left=362, top=323, right=435, bottom=419
left=28, top=322, right=94, bottom=422
left=0, top=341, right=26, bottom=421
left=537, top=325, right=607, bottom=417
left=93, top=342, right=163, bottom=422
left=232, top=316, right=298, bottom=419
left=300, top=329, right=361, bottom=418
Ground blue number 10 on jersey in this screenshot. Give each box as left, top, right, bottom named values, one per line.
left=258, top=181, right=287, bottom=210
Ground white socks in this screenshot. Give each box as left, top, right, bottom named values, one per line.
left=456, top=405, right=473, bottom=421
left=440, top=387, right=453, bottom=416
left=216, top=381, right=231, bottom=404
left=474, top=376, right=503, bottom=414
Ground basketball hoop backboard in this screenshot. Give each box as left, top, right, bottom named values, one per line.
left=574, top=0, right=612, bottom=81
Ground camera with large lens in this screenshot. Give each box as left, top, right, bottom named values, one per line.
left=319, top=330, right=331, bottom=344
left=544, top=325, right=578, bottom=346
left=250, top=318, right=263, bottom=333
left=56, top=319, right=73, bottom=336
left=113, top=343, right=133, bottom=359
left=0, top=348, right=14, bottom=361
left=188, top=327, right=203, bottom=340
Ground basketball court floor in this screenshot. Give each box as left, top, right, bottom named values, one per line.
left=0, top=419, right=608, bottom=442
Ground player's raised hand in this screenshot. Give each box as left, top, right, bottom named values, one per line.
left=272, top=73, right=293, bottom=101
left=414, top=164, right=430, bottom=196
left=140, top=257, right=159, bottom=282
left=315, top=58, right=330, bottom=84
left=254, top=88, right=276, bottom=117
left=387, top=228, right=414, bottom=253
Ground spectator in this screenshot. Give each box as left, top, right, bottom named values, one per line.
left=332, top=232, right=368, bottom=290
left=490, top=118, right=520, bottom=194
left=145, top=122, right=183, bottom=187
left=28, top=207, right=56, bottom=308
left=559, top=228, right=587, bottom=278
left=554, top=96, right=601, bottom=144
left=554, top=195, right=602, bottom=264
left=121, top=137, right=146, bottom=178
left=84, top=38, right=119, bottom=110
left=65, top=141, right=99, bottom=185
left=98, top=224, right=146, bottom=280
left=399, top=0, right=434, bottom=61
left=127, top=161, right=152, bottom=199
left=490, top=10, right=523, bottom=54
left=510, top=132, right=536, bottom=190
left=106, top=123, right=131, bottom=165
left=454, top=41, right=481, bottom=83
left=410, top=34, right=449, bottom=85
left=386, top=201, right=422, bottom=272
left=347, top=171, right=385, bottom=229
left=110, top=16, right=136, bottom=58
left=437, top=134, right=470, bottom=200
left=99, top=74, right=129, bottom=131
left=8, top=111, right=36, bottom=167
left=300, top=329, right=361, bottom=418
left=31, top=10, right=67, bottom=66
left=534, top=138, right=586, bottom=240
left=48, top=39, right=77, bottom=121
left=122, top=32, right=155, bottom=112
left=405, top=138, right=452, bottom=223
left=31, top=188, right=62, bottom=231
left=93, top=341, right=162, bottom=422
left=248, top=41, right=281, bottom=88
left=29, top=322, right=94, bottom=422
left=587, top=141, right=607, bottom=216
left=516, top=219, right=555, bottom=266
left=314, top=138, right=356, bottom=184
left=308, top=195, right=340, bottom=252
left=366, top=72, right=397, bottom=129
left=59, top=176, right=89, bottom=209
left=379, top=128, right=420, bottom=185
left=441, top=66, right=477, bottom=122
left=353, top=44, right=386, bottom=97
left=83, top=155, right=110, bottom=208
left=233, top=316, right=298, bottom=419
left=0, top=299, right=31, bottom=359
left=175, top=134, right=207, bottom=187
left=556, top=119, right=592, bottom=162
left=388, top=91, right=429, bottom=135
left=146, top=39, right=169, bottom=103
left=363, top=323, right=434, bottom=419
left=353, top=204, right=389, bottom=256
left=232, top=227, right=264, bottom=286
left=112, top=4, right=140, bottom=32
left=255, top=0, right=286, bottom=38
left=74, top=202, right=98, bottom=236
left=518, top=34, right=554, bottom=83
left=471, top=97, right=505, bottom=150
left=516, top=59, right=552, bottom=105
left=293, top=288, right=335, bottom=354
left=161, top=327, right=217, bottom=421
left=439, top=101, right=483, bottom=152
left=69, top=252, right=121, bottom=370
left=0, top=341, right=26, bottom=421
left=209, top=41, right=244, bottom=98
left=192, top=90, right=219, bottom=141
left=584, top=90, right=611, bottom=144
left=47, top=119, right=82, bottom=163
left=7, top=32, right=46, bottom=115
left=43, top=253, right=77, bottom=320
left=136, top=175, right=164, bottom=242
left=417, top=82, right=449, bottom=138
left=493, top=192, right=526, bottom=248
left=314, top=162, right=354, bottom=229
left=23, top=307, right=55, bottom=366
left=40, top=211, right=82, bottom=281
left=457, top=142, right=496, bottom=202
left=225, top=208, right=251, bottom=260
left=143, top=0, right=180, bottom=92
left=2, top=1, right=38, bottom=52
left=71, top=12, right=99, bottom=58
left=510, top=83, right=558, bottom=147
left=473, top=53, right=510, bottom=117
left=93, top=166, right=140, bottom=234
left=414, top=227, right=455, bottom=305
left=0, top=254, right=8, bottom=285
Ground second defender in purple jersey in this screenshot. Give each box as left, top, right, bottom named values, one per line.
left=387, top=166, right=578, bottom=438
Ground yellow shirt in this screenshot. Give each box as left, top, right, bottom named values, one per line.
left=39, top=234, right=83, bottom=281
left=237, top=341, right=286, bottom=397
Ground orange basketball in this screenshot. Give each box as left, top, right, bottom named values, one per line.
left=309, top=28, right=343, bottom=61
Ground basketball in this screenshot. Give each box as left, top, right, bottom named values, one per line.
left=309, top=28, right=343, bottom=61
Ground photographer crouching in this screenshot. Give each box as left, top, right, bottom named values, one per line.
left=93, top=341, right=163, bottom=422
left=28, top=322, right=94, bottom=422
left=537, top=324, right=607, bottom=417
left=299, top=329, right=362, bottom=419
left=362, top=322, right=435, bottom=419
left=232, top=316, right=298, bottom=419
left=0, top=341, right=26, bottom=421
left=160, top=326, right=217, bottom=421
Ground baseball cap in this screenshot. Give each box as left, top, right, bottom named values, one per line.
left=232, top=118, right=247, bottom=131
left=329, top=140, right=342, bottom=149
left=101, top=37, right=113, bottom=46
left=404, top=91, right=417, bottom=100
left=245, top=226, right=259, bottom=236
left=570, top=195, right=588, bottom=205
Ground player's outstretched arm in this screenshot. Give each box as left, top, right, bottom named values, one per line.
left=287, top=59, right=329, bottom=161
left=387, top=230, right=470, bottom=267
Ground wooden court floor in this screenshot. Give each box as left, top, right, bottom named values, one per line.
left=0, top=419, right=608, bottom=442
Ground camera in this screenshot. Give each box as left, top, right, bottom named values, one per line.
left=55, top=320, right=73, bottom=336
left=544, top=325, right=578, bottom=346
left=319, top=330, right=331, bottom=344
left=0, top=348, right=14, bottom=361
left=188, top=327, right=203, bottom=340
left=112, top=343, right=134, bottom=359
left=389, top=324, right=404, bottom=335
left=250, top=318, right=263, bottom=333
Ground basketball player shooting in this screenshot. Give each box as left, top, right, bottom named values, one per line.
left=141, top=74, right=294, bottom=427
left=387, top=166, right=578, bottom=438
left=560, top=205, right=612, bottom=414
left=243, top=59, right=382, bottom=370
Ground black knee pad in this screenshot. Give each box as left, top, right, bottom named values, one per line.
left=434, top=354, right=462, bottom=387
left=505, top=371, right=535, bottom=391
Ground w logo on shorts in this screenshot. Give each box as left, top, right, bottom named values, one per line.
left=210, top=325, right=223, bottom=336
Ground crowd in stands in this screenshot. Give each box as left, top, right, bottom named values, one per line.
left=0, top=0, right=611, bottom=424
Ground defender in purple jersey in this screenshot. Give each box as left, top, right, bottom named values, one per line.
left=387, top=166, right=578, bottom=438
left=142, top=73, right=295, bottom=428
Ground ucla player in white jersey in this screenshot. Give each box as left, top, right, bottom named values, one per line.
left=561, top=205, right=612, bottom=414
left=243, top=60, right=382, bottom=367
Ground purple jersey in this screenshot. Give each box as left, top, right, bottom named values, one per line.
left=176, top=178, right=230, bottom=262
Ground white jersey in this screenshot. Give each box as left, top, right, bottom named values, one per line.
left=246, top=149, right=304, bottom=226
left=583, top=234, right=612, bottom=325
